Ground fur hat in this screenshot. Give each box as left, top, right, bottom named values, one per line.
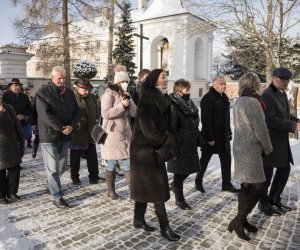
left=114, top=71, right=130, bottom=84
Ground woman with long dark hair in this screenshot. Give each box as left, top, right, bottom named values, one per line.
left=130, top=69, right=181, bottom=241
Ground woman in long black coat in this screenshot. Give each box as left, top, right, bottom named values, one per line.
left=167, top=79, right=200, bottom=210
left=0, top=90, right=24, bottom=204
left=130, top=69, right=181, bottom=242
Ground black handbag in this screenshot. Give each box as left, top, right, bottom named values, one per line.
left=91, top=117, right=107, bottom=144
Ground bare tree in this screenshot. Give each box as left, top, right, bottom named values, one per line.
left=11, top=0, right=103, bottom=88
left=186, top=0, right=300, bottom=82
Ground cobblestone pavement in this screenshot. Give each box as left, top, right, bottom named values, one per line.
left=1, top=147, right=300, bottom=250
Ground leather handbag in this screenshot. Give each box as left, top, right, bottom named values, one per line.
left=91, top=117, right=107, bottom=144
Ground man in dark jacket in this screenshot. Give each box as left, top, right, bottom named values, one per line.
left=3, top=78, right=31, bottom=149
left=69, top=79, right=104, bottom=185
left=195, top=76, right=239, bottom=193
left=0, top=90, right=24, bottom=204
left=258, top=67, right=300, bottom=216
left=36, top=66, right=79, bottom=208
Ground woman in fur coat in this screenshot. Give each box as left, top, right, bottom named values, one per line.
left=130, top=69, right=181, bottom=242
left=0, top=89, right=24, bottom=204
left=229, top=72, right=273, bottom=241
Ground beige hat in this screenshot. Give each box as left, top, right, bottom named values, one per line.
left=114, top=71, right=130, bottom=84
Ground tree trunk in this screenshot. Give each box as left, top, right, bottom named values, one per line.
left=288, top=86, right=299, bottom=139
left=62, top=0, right=71, bottom=88
left=107, top=0, right=115, bottom=82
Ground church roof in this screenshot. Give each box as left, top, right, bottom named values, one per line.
left=135, top=0, right=206, bottom=22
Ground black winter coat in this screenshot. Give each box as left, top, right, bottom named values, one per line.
left=36, top=82, right=79, bottom=143
left=0, top=103, right=23, bottom=170
left=167, top=93, right=200, bottom=175
left=200, top=87, right=232, bottom=154
left=130, top=88, right=175, bottom=203
left=3, top=91, right=31, bottom=125
left=262, top=83, right=299, bottom=168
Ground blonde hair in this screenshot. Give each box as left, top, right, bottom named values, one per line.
left=238, top=72, right=261, bottom=96
left=51, top=66, right=66, bottom=77
left=173, top=78, right=191, bottom=93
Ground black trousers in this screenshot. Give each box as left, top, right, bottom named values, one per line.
left=196, top=148, right=232, bottom=187
left=134, top=201, right=169, bottom=230
left=70, top=143, right=99, bottom=182
left=174, top=174, right=189, bottom=202
left=0, top=165, right=21, bottom=198
left=260, top=165, right=291, bottom=205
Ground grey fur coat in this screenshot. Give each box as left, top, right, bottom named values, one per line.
left=233, top=97, right=273, bottom=183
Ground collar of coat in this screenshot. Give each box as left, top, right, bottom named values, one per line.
left=209, top=86, right=229, bottom=99
left=50, top=81, right=66, bottom=96
left=270, top=82, right=281, bottom=93
left=151, top=88, right=170, bottom=114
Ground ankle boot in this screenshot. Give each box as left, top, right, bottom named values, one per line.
left=195, top=181, right=205, bottom=193
left=228, top=215, right=250, bottom=241
left=133, top=218, right=155, bottom=231
left=174, top=186, right=191, bottom=210
left=106, top=171, right=119, bottom=200
left=161, top=226, right=181, bottom=241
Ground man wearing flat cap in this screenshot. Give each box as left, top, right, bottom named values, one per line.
left=3, top=78, right=31, bottom=152
left=69, top=78, right=104, bottom=185
left=258, top=67, right=300, bottom=216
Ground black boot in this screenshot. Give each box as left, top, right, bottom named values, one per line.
left=174, top=186, right=191, bottom=210
left=227, top=186, right=250, bottom=241
left=195, top=181, right=205, bottom=193
left=155, top=202, right=181, bottom=241
left=133, top=219, right=155, bottom=231
left=228, top=215, right=250, bottom=241
left=133, top=202, right=156, bottom=231
left=32, top=142, right=39, bottom=158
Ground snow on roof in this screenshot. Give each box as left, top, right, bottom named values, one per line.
left=134, top=0, right=207, bottom=22
left=0, top=43, right=27, bottom=49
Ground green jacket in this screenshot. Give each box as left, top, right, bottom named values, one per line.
left=71, top=90, right=98, bottom=144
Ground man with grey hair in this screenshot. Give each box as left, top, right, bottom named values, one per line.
left=36, top=66, right=79, bottom=208
left=195, top=76, right=239, bottom=193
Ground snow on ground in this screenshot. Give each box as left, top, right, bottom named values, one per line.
left=0, top=109, right=299, bottom=250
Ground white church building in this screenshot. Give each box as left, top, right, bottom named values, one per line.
left=26, top=0, right=214, bottom=97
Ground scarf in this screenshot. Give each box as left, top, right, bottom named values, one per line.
left=241, top=88, right=266, bottom=111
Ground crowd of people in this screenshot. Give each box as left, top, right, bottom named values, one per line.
left=0, top=64, right=299, bottom=242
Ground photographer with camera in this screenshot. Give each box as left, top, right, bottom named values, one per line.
left=101, top=71, right=136, bottom=200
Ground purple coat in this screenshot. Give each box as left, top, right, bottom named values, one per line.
left=100, top=88, right=136, bottom=160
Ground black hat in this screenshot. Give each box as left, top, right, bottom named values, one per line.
left=74, top=79, right=93, bottom=89
left=272, top=67, right=292, bottom=80
left=8, top=78, right=23, bottom=86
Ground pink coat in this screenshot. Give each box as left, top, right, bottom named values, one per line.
left=100, top=88, right=136, bottom=160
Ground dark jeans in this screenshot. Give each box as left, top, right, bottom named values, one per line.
left=70, top=143, right=99, bottom=182
left=196, top=148, right=232, bottom=187
left=260, top=165, right=291, bottom=205
left=134, top=201, right=169, bottom=230
left=174, top=174, right=189, bottom=202
left=0, top=165, right=21, bottom=197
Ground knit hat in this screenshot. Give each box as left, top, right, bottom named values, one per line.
left=114, top=71, right=130, bottom=84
